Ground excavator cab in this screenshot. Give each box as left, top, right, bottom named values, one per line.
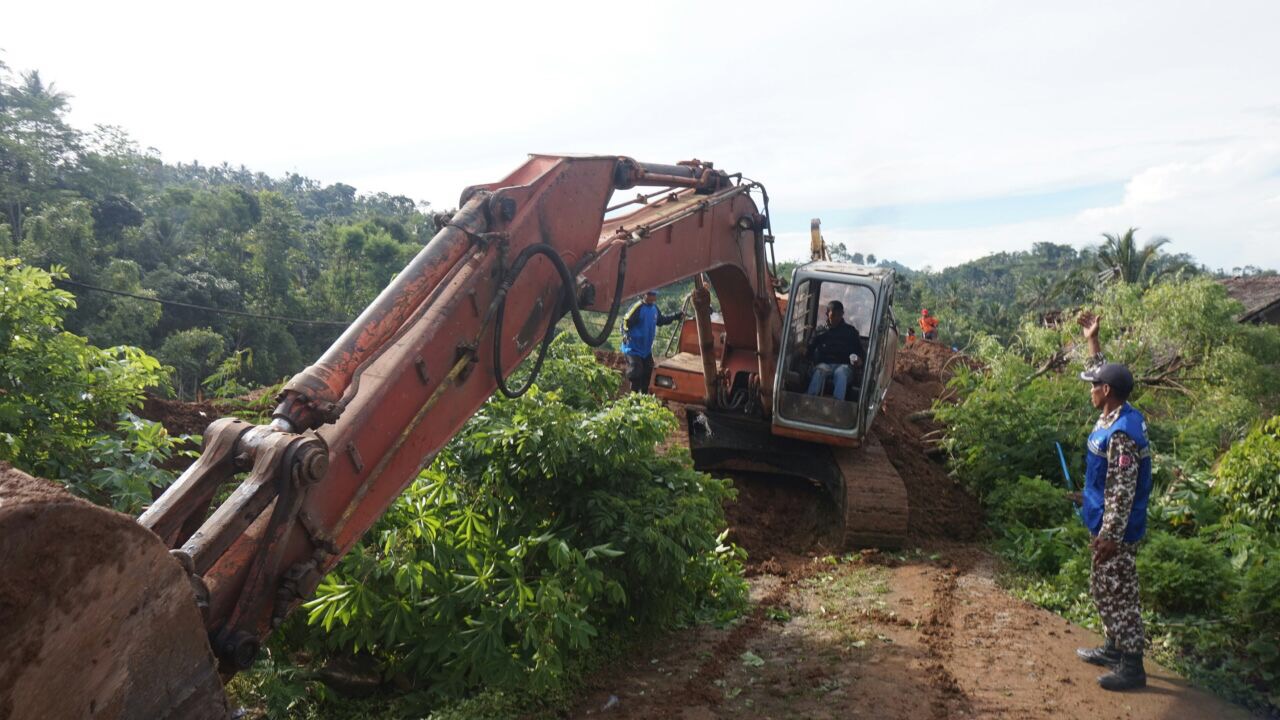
left=665, top=255, right=909, bottom=549
left=772, top=262, right=899, bottom=444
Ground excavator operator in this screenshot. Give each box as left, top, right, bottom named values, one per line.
left=805, top=300, right=865, bottom=401
left=621, top=289, right=684, bottom=393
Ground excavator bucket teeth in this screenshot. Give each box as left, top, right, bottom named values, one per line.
left=0, top=464, right=228, bottom=720
left=686, top=409, right=909, bottom=549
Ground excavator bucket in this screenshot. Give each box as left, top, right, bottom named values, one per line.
left=686, top=409, right=909, bottom=549
left=0, top=464, right=228, bottom=720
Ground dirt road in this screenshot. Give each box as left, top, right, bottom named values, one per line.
left=568, top=541, right=1254, bottom=719
left=569, top=343, right=1254, bottom=719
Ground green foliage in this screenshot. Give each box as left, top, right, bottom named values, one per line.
left=0, top=258, right=178, bottom=502
left=1, top=58, right=442, bottom=388
left=157, top=327, right=226, bottom=399
left=84, top=413, right=192, bottom=513
left=1235, top=554, right=1280, bottom=675
left=986, top=474, right=1074, bottom=531
left=203, top=348, right=254, bottom=399
left=1214, top=416, right=1280, bottom=533
left=998, top=523, right=1089, bottom=576
left=940, top=274, right=1280, bottom=713
left=1095, top=228, right=1192, bottom=287
left=286, top=338, right=745, bottom=704
left=1137, top=532, right=1237, bottom=615
left=934, top=337, right=1093, bottom=498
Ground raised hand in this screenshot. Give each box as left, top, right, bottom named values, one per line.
left=1077, top=310, right=1102, bottom=340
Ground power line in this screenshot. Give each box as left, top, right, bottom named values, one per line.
left=52, top=278, right=353, bottom=328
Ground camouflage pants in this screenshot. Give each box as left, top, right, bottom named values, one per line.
left=1089, top=541, right=1144, bottom=654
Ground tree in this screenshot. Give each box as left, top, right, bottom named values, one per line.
left=0, top=67, right=82, bottom=239
left=1095, top=228, right=1172, bottom=286
left=157, top=327, right=226, bottom=399
left=78, top=258, right=161, bottom=347
left=0, top=258, right=168, bottom=491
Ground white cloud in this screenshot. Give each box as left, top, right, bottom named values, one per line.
left=783, top=139, right=1280, bottom=271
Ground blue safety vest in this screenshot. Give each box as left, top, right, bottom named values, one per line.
left=621, top=302, right=661, bottom=358
left=1082, top=403, right=1153, bottom=543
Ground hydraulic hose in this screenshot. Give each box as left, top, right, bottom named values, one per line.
left=492, top=243, right=629, bottom=398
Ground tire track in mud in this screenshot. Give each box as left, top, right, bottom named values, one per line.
left=672, top=568, right=813, bottom=709
left=919, top=556, right=974, bottom=719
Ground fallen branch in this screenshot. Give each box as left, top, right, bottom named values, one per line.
left=1015, top=349, right=1067, bottom=390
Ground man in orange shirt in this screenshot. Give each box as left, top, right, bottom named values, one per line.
left=919, top=309, right=939, bottom=341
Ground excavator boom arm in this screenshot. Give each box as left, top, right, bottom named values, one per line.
left=136, top=155, right=782, bottom=678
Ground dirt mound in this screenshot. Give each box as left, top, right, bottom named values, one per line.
left=725, top=474, right=841, bottom=573
left=875, top=342, right=985, bottom=542
left=0, top=463, right=228, bottom=719
left=593, top=349, right=628, bottom=373
left=138, top=394, right=223, bottom=437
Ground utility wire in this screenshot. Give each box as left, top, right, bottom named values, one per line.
left=52, top=278, right=352, bottom=328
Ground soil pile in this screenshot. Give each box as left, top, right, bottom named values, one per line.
left=139, top=394, right=222, bottom=436
left=875, top=341, right=984, bottom=541
left=0, top=463, right=228, bottom=718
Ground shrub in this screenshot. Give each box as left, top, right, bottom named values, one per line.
left=1137, top=532, right=1236, bottom=615
left=293, top=337, right=746, bottom=700
left=986, top=474, right=1074, bottom=530
left=0, top=258, right=173, bottom=498
left=998, top=522, right=1089, bottom=576
left=1236, top=553, right=1280, bottom=673
left=1214, top=416, right=1280, bottom=534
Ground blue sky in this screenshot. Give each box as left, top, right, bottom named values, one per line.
left=3, top=0, right=1278, bottom=271
left=773, top=182, right=1126, bottom=233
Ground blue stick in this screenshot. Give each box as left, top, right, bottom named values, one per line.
left=1055, top=441, right=1073, bottom=492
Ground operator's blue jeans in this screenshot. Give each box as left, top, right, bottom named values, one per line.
left=806, top=362, right=853, bottom=400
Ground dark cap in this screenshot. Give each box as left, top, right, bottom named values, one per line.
left=1080, top=362, right=1134, bottom=397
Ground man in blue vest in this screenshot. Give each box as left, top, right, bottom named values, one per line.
left=1074, top=311, right=1152, bottom=691
left=621, top=290, right=683, bottom=393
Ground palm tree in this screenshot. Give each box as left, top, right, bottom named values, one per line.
left=1095, top=228, right=1172, bottom=286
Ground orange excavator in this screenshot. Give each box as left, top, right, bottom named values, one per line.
left=0, top=155, right=907, bottom=718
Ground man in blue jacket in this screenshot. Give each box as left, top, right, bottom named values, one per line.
left=1074, top=311, right=1152, bottom=691
left=621, top=290, right=683, bottom=393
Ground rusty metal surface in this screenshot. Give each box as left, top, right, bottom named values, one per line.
left=273, top=194, right=492, bottom=431
left=139, top=418, right=252, bottom=547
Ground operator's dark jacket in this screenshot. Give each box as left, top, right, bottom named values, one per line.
left=807, top=322, right=864, bottom=365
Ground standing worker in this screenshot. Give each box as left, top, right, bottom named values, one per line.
left=905, top=327, right=917, bottom=345
left=1074, top=311, right=1152, bottom=691
left=919, top=308, right=939, bottom=341
left=621, top=290, right=684, bottom=393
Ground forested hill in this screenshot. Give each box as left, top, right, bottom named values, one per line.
left=2, top=58, right=1268, bottom=397
left=870, top=240, right=1212, bottom=347
left=1, top=62, right=444, bottom=395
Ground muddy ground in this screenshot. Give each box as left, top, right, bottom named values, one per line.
left=567, top=342, right=1255, bottom=719
left=566, top=545, right=1251, bottom=719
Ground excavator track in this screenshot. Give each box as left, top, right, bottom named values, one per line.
left=832, top=438, right=909, bottom=549
left=0, top=463, right=228, bottom=720
left=686, top=409, right=909, bottom=549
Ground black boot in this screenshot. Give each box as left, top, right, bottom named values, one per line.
left=1076, top=639, right=1120, bottom=667
left=1098, top=652, right=1146, bottom=691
